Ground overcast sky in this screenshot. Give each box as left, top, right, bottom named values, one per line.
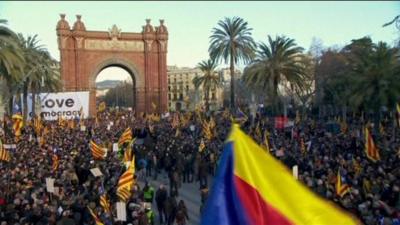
left=1, top=1, right=399, bottom=81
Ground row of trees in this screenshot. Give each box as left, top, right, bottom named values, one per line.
left=194, top=16, right=400, bottom=119
left=99, top=81, right=135, bottom=108
left=0, top=19, right=60, bottom=119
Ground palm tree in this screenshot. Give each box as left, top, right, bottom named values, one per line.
left=14, top=34, right=60, bottom=119
left=209, top=17, right=256, bottom=110
left=193, top=59, right=223, bottom=111
left=242, top=35, right=308, bottom=114
left=0, top=19, right=24, bottom=114
left=0, top=19, right=24, bottom=75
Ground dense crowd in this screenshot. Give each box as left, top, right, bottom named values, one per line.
left=0, top=107, right=399, bottom=225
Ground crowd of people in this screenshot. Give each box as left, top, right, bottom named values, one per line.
left=0, top=106, right=399, bottom=225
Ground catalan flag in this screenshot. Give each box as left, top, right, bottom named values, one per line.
left=117, top=187, right=131, bottom=202
left=118, top=127, right=132, bottom=147
left=123, top=139, right=135, bottom=168
left=202, top=119, right=214, bottom=140
left=98, top=101, right=106, bottom=112
left=90, top=140, right=106, bottom=160
left=12, top=114, right=23, bottom=138
left=364, top=127, right=380, bottom=162
left=117, top=155, right=135, bottom=201
left=33, top=116, right=42, bottom=135
left=88, top=207, right=104, bottom=225
left=201, top=124, right=358, bottom=225
left=336, top=169, right=351, bottom=198
left=0, top=139, right=11, bottom=162
left=99, top=184, right=111, bottom=214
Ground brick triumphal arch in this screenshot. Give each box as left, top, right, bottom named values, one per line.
left=56, top=14, right=168, bottom=116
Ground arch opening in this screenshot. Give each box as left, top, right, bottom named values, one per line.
left=95, top=65, right=136, bottom=110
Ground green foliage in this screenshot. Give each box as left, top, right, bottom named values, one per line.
left=193, top=59, right=223, bottom=111
left=209, top=17, right=256, bottom=109
left=242, top=35, right=309, bottom=113
left=103, top=81, right=134, bottom=108
left=316, top=37, right=400, bottom=114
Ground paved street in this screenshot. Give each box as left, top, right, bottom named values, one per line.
left=138, top=172, right=212, bottom=225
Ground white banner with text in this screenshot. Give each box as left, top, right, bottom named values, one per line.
left=26, top=91, right=89, bottom=120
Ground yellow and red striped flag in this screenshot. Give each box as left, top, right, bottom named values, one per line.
left=0, top=139, right=11, bottom=162
left=117, top=155, right=135, bottom=201
left=118, top=127, right=132, bottom=147
left=123, top=139, right=135, bottom=168
left=98, top=101, right=106, bottom=112
left=52, top=154, right=59, bottom=171
left=12, top=114, right=23, bottom=138
left=99, top=184, right=111, bottom=214
left=33, top=116, right=42, bottom=135
left=90, top=140, right=106, bottom=160
left=336, top=169, right=351, bottom=198
left=364, top=127, right=380, bottom=162
left=201, top=124, right=359, bottom=225
left=117, top=187, right=131, bottom=202
left=87, top=207, right=104, bottom=225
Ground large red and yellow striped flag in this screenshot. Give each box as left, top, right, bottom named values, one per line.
left=0, top=139, right=11, bottom=162
left=201, top=124, right=359, bottom=225
left=117, top=155, right=135, bottom=201
left=12, top=114, right=23, bottom=138
left=336, top=170, right=351, bottom=198
left=90, top=140, right=106, bottom=160
left=364, top=127, right=380, bottom=162
left=87, top=207, right=104, bottom=225
left=118, top=127, right=132, bottom=147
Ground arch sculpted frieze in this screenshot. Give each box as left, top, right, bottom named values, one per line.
left=84, top=39, right=144, bottom=51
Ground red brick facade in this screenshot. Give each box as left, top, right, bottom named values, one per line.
left=56, top=14, right=168, bottom=116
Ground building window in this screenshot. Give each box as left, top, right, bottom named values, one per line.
left=173, top=94, right=177, bottom=100
left=168, top=86, right=171, bottom=91
left=179, top=93, right=183, bottom=100
left=168, top=94, right=171, bottom=100
left=186, top=85, right=189, bottom=90
left=212, top=92, right=216, bottom=100
left=169, top=103, right=171, bottom=108
left=174, top=78, right=176, bottom=83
